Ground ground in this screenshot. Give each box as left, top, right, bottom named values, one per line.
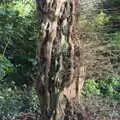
left=13, top=96, right=120, bottom=120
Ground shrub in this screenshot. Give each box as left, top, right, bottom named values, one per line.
left=0, top=87, right=39, bottom=120
left=0, top=54, right=14, bottom=80
left=83, top=75, right=120, bottom=99
left=98, top=75, right=120, bottom=99
left=83, top=79, right=100, bottom=96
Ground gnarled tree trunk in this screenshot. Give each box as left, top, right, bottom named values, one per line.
left=35, top=0, right=84, bottom=119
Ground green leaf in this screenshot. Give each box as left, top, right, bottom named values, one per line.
left=0, top=54, right=14, bottom=80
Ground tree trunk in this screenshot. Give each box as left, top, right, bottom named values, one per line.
left=35, top=0, right=81, bottom=119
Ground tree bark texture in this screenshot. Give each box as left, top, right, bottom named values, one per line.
left=35, top=0, right=84, bottom=119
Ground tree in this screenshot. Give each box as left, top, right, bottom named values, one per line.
left=35, top=0, right=82, bottom=119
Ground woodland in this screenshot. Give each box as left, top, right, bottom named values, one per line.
left=0, top=0, right=120, bottom=120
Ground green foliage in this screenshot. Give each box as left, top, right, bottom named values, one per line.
left=0, top=88, right=23, bottom=119
left=99, top=75, right=120, bottom=99
left=0, top=1, right=38, bottom=118
left=95, top=10, right=110, bottom=25
left=11, top=0, right=35, bottom=17
left=79, top=10, right=110, bottom=31
left=111, top=32, right=120, bottom=44
left=0, top=0, right=37, bottom=87
left=0, top=86, right=39, bottom=120
left=84, top=75, right=120, bottom=99
left=0, top=54, right=14, bottom=80
left=83, top=79, right=100, bottom=96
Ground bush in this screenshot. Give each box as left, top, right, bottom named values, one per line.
left=0, top=54, right=14, bottom=80
left=83, top=75, right=120, bottom=99
left=98, top=75, right=120, bottom=99
left=83, top=79, right=100, bottom=96
left=0, top=0, right=37, bottom=88
left=0, top=86, right=39, bottom=120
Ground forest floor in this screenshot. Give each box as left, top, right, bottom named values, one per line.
left=14, top=96, right=120, bottom=120
left=65, top=97, right=120, bottom=120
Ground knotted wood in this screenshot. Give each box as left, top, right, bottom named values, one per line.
left=35, top=0, right=81, bottom=119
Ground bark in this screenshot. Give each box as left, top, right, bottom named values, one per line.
left=35, top=0, right=83, bottom=119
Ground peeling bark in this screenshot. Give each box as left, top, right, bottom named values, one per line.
left=35, top=0, right=82, bottom=119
